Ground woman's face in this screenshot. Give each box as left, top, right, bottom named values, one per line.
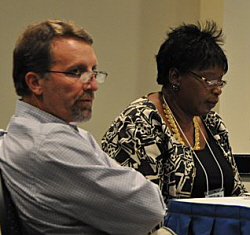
left=177, top=66, right=225, bottom=116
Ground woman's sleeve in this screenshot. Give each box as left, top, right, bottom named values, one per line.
left=210, top=112, right=248, bottom=196
left=230, top=153, right=248, bottom=195
left=102, top=105, right=167, bottom=187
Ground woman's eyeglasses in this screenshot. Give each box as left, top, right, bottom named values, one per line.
left=188, top=71, right=227, bottom=89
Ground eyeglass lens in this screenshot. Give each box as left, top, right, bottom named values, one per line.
left=80, top=72, right=106, bottom=84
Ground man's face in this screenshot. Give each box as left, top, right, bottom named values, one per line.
left=40, top=38, right=99, bottom=123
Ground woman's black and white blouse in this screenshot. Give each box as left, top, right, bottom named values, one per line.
left=102, top=96, right=247, bottom=203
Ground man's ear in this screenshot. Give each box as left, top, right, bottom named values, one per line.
left=25, top=72, right=44, bottom=95
left=168, top=68, right=180, bottom=86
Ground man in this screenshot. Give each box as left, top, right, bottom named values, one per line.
left=0, top=19, right=165, bottom=235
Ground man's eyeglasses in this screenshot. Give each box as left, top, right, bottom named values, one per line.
left=44, top=70, right=108, bottom=84
left=188, top=71, right=227, bottom=89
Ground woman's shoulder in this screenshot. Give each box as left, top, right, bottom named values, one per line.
left=202, top=110, right=223, bottom=123
left=107, top=95, right=165, bottom=132
left=119, top=95, right=158, bottom=117
left=130, top=95, right=158, bottom=109
left=202, top=110, right=228, bottom=133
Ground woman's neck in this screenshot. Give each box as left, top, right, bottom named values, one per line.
left=161, top=87, right=194, bottom=131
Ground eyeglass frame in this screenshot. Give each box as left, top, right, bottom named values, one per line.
left=43, top=70, right=108, bottom=84
left=188, top=70, right=227, bottom=89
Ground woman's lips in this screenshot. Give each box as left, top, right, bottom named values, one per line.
left=206, top=100, right=218, bottom=108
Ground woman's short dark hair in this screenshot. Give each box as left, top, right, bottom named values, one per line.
left=13, top=19, right=93, bottom=96
left=156, top=21, right=228, bottom=86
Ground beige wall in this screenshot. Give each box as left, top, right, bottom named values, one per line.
left=220, top=0, right=250, bottom=154
left=200, top=0, right=250, bottom=154
left=1, top=0, right=249, bottom=189
left=200, top=0, right=250, bottom=190
left=1, top=0, right=249, bottom=153
left=0, top=0, right=200, bottom=143
left=200, top=0, right=223, bottom=113
left=136, top=0, right=200, bottom=96
left=200, top=0, right=223, bottom=26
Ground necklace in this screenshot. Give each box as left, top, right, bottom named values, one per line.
left=162, top=95, right=200, bottom=150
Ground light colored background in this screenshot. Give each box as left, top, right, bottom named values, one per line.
left=220, top=0, right=250, bottom=154
left=0, top=0, right=200, bottom=142
left=0, top=0, right=249, bottom=184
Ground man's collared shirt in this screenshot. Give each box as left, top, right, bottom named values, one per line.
left=0, top=100, right=165, bottom=235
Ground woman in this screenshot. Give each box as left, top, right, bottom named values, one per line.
left=102, top=21, right=247, bottom=204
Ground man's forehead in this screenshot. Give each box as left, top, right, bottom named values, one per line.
left=50, top=37, right=97, bottom=67
left=51, top=37, right=91, bottom=50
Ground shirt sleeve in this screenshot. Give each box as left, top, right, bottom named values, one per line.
left=35, top=126, right=166, bottom=235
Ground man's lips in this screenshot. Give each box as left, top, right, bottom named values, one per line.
left=77, top=95, right=94, bottom=102
left=76, top=99, right=93, bottom=105
left=81, top=98, right=94, bottom=101
left=75, top=96, right=94, bottom=105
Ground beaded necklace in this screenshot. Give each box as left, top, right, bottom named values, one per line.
left=162, top=95, right=200, bottom=150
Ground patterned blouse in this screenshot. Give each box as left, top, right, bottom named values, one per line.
left=102, top=96, right=247, bottom=204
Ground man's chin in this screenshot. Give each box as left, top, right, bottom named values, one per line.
left=71, top=105, right=92, bottom=122
left=72, top=111, right=92, bottom=123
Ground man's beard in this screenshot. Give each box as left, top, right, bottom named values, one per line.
left=71, top=91, right=94, bottom=122
left=71, top=104, right=92, bottom=122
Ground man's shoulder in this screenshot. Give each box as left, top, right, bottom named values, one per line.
left=8, top=116, right=79, bottom=140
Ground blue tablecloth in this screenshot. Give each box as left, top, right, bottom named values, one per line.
left=165, top=197, right=250, bottom=235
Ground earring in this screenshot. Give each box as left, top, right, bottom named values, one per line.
left=172, top=84, right=180, bottom=91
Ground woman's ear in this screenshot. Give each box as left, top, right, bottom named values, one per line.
left=168, top=68, right=180, bottom=86
left=25, top=72, right=44, bottom=95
